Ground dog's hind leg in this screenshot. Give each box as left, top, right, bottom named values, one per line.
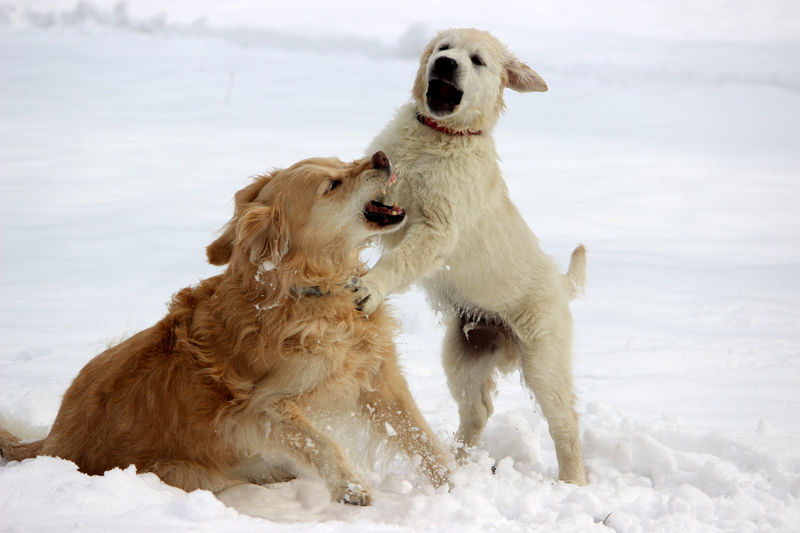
left=513, top=306, right=587, bottom=485
left=154, top=460, right=249, bottom=493
left=443, top=312, right=515, bottom=464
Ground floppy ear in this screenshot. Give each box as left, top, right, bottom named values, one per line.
left=505, top=56, right=548, bottom=93
left=237, top=205, right=287, bottom=266
left=412, top=37, right=438, bottom=103
left=206, top=176, right=270, bottom=266
left=207, top=223, right=237, bottom=266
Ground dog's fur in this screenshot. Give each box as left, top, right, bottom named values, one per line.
left=0, top=153, right=451, bottom=505
left=353, top=28, right=588, bottom=485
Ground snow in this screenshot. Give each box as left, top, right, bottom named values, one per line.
left=1, top=1, right=799, bottom=531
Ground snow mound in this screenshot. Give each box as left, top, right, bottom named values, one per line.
left=3, top=407, right=798, bottom=532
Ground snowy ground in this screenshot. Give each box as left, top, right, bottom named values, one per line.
left=1, top=1, right=799, bottom=532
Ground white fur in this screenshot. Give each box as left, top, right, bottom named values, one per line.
left=355, top=28, right=588, bottom=485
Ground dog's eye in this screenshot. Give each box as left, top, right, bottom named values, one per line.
left=326, top=179, right=342, bottom=193
left=471, top=55, right=485, bottom=67
left=439, top=44, right=449, bottom=51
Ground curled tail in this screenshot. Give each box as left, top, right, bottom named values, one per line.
left=562, top=244, right=587, bottom=300
left=0, top=428, right=45, bottom=463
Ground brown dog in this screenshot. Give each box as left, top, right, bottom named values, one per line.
left=0, top=152, right=451, bottom=505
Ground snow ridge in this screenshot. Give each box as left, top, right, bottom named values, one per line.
left=0, top=1, right=432, bottom=59
left=3, top=1, right=798, bottom=94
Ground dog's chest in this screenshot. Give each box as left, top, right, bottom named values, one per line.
left=383, top=144, right=503, bottom=248
left=382, top=120, right=499, bottom=204
left=269, top=310, right=392, bottom=394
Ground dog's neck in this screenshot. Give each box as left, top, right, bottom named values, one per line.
left=415, top=112, right=482, bottom=136
left=291, top=276, right=359, bottom=298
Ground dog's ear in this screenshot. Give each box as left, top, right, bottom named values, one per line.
left=236, top=205, right=287, bottom=266
left=207, top=223, right=237, bottom=266
left=505, top=56, right=548, bottom=93
left=206, top=177, right=269, bottom=266
left=412, top=38, right=438, bottom=103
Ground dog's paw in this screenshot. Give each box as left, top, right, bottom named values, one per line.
left=453, top=443, right=472, bottom=466
left=333, top=481, right=373, bottom=506
left=426, top=465, right=452, bottom=490
left=352, top=277, right=383, bottom=316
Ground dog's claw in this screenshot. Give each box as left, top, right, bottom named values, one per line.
left=355, top=295, right=370, bottom=312
left=351, top=278, right=372, bottom=312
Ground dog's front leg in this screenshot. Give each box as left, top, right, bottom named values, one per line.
left=272, top=404, right=372, bottom=505
left=358, top=387, right=452, bottom=489
left=355, top=218, right=458, bottom=315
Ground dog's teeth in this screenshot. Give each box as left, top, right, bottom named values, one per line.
left=392, top=202, right=398, bottom=208
left=392, top=211, right=397, bottom=216
left=382, top=189, right=386, bottom=195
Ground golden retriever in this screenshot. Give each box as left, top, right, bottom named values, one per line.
left=0, top=152, right=451, bottom=505
left=353, top=28, right=588, bottom=485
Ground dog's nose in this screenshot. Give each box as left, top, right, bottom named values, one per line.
left=434, top=56, right=458, bottom=77
left=371, top=151, right=390, bottom=170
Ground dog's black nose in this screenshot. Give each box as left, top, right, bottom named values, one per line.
left=434, top=56, right=458, bottom=77
left=371, top=151, right=390, bottom=170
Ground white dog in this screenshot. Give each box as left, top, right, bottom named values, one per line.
left=354, top=28, right=588, bottom=485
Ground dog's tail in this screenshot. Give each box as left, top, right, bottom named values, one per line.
left=0, top=426, right=45, bottom=463
left=562, top=244, right=587, bottom=300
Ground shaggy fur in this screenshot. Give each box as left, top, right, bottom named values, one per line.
left=0, top=153, right=451, bottom=505
left=353, top=28, right=588, bottom=485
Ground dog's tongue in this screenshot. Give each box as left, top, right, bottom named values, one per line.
left=429, top=80, right=459, bottom=106
left=438, top=83, right=458, bottom=99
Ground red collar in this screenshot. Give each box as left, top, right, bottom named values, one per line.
left=416, top=113, right=482, bottom=136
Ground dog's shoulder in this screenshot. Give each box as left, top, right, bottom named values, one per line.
left=167, top=275, right=224, bottom=320
left=367, top=104, right=416, bottom=158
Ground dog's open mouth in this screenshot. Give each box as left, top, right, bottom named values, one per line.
left=426, top=79, right=463, bottom=115
left=364, top=171, right=404, bottom=228
left=364, top=199, right=405, bottom=227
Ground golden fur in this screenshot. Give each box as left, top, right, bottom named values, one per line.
left=355, top=29, right=588, bottom=485
left=0, top=153, right=451, bottom=505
